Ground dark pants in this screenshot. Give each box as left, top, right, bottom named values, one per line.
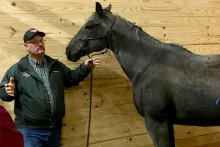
left=17, top=127, right=61, bottom=147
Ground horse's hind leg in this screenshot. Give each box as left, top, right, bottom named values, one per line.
left=144, top=116, right=175, bottom=147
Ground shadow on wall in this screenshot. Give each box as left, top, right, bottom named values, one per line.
left=0, top=0, right=86, bottom=58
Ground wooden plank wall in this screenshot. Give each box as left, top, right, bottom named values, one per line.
left=0, top=0, right=220, bottom=146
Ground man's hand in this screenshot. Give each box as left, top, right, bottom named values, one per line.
left=5, top=77, right=15, bottom=96
left=85, top=57, right=100, bottom=69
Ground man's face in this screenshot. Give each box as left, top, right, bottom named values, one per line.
left=24, top=34, right=45, bottom=58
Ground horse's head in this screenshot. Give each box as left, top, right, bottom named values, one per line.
left=66, top=2, right=114, bottom=62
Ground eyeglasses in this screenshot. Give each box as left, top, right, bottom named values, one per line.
left=26, top=39, right=45, bottom=45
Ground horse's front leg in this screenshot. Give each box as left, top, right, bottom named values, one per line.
left=144, top=115, right=175, bottom=147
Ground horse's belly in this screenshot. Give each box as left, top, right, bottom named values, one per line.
left=173, top=106, right=220, bottom=126
left=173, top=118, right=220, bottom=126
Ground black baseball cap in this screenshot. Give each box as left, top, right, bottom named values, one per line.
left=23, top=28, right=45, bottom=43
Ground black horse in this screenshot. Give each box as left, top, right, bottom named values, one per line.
left=66, top=2, right=220, bottom=147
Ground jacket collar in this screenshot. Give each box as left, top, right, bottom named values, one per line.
left=18, top=54, right=57, bottom=74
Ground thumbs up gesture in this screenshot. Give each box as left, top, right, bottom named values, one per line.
left=5, top=77, right=15, bottom=96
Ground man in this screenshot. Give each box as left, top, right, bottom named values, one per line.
left=0, top=28, right=100, bottom=146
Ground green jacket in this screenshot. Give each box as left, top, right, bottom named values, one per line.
left=0, top=55, right=90, bottom=128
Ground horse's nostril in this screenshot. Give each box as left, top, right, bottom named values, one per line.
left=67, top=54, right=72, bottom=61
left=66, top=49, right=71, bottom=60
left=66, top=48, right=70, bottom=56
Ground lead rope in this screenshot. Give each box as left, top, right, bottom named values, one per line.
left=86, top=57, right=93, bottom=147
left=85, top=49, right=109, bottom=147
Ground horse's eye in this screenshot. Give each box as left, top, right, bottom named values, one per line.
left=85, top=25, right=91, bottom=29
left=85, top=23, right=100, bottom=29
left=85, top=19, right=100, bottom=29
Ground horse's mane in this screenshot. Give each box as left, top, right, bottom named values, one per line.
left=115, top=14, right=191, bottom=53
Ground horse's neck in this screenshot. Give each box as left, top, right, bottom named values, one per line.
left=110, top=16, right=162, bottom=82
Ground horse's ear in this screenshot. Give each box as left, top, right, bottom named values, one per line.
left=96, top=2, right=103, bottom=16
left=105, top=4, right=111, bottom=11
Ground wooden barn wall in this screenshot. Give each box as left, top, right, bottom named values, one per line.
left=0, top=0, right=220, bottom=146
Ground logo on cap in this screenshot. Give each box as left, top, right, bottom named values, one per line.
left=30, top=29, right=38, bottom=32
